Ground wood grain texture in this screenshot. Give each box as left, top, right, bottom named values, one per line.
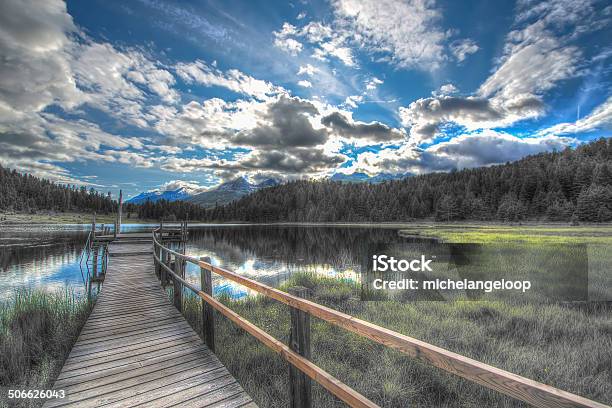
left=44, top=234, right=255, bottom=408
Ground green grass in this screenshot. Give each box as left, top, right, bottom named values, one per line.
left=177, top=224, right=612, bottom=407
left=181, top=273, right=611, bottom=407
left=0, top=290, right=93, bottom=407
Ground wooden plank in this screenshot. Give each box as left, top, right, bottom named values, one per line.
left=44, top=235, right=255, bottom=408
left=125, top=375, right=239, bottom=408
left=62, top=336, right=205, bottom=369
left=54, top=348, right=212, bottom=388
left=58, top=353, right=217, bottom=393
left=99, top=372, right=234, bottom=408
left=68, top=328, right=197, bottom=358
left=46, top=362, right=226, bottom=407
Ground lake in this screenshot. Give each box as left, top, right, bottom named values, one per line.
left=0, top=224, right=402, bottom=300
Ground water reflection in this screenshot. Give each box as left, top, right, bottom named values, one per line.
left=0, top=228, right=89, bottom=299
left=0, top=224, right=402, bottom=301
left=182, top=225, right=401, bottom=299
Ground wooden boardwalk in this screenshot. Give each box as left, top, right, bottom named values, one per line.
left=45, top=234, right=255, bottom=408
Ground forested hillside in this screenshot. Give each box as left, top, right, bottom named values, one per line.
left=0, top=165, right=116, bottom=214
left=204, top=138, right=612, bottom=223
left=124, top=200, right=207, bottom=221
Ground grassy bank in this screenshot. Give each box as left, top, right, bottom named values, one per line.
left=182, top=272, right=611, bottom=407
left=0, top=212, right=165, bottom=225
left=0, top=290, right=93, bottom=407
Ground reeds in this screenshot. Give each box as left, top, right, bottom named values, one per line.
left=0, top=289, right=93, bottom=407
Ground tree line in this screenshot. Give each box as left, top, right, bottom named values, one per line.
left=3, top=138, right=610, bottom=223
left=0, top=165, right=116, bottom=214
left=203, top=138, right=612, bottom=223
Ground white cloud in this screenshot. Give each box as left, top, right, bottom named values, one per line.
left=344, top=95, right=364, bottom=108
left=297, top=64, right=319, bottom=76
left=330, top=0, right=447, bottom=70
left=297, top=80, right=312, bottom=88
left=365, top=77, right=383, bottom=91
left=72, top=42, right=180, bottom=127
left=273, top=20, right=356, bottom=67
left=175, top=60, right=283, bottom=100
left=300, top=22, right=334, bottom=43
left=312, top=38, right=356, bottom=66
left=433, top=84, right=458, bottom=96
left=156, top=179, right=208, bottom=194
left=0, top=0, right=176, bottom=181
left=274, top=37, right=303, bottom=55
left=273, top=23, right=303, bottom=55
left=538, top=97, right=612, bottom=136
left=297, top=12, right=307, bottom=20
left=450, top=39, right=479, bottom=62
left=398, top=0, right=603, bottom=144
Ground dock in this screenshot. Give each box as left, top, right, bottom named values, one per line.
left=44, top=211, right=608, bottom=408
left=44, top=233, right=255, bottom=407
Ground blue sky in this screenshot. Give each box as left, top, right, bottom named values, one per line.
left=0, top=0, right=610, bottom=198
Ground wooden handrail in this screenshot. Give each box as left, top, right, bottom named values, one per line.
left=152, top=230, right=609, bottom=408
left=153, top=251, right=378, bottom=408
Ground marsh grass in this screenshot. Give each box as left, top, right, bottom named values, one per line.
left=0, top=290, right=93, bottom=407
left=181, top=271, right=611, bottom=408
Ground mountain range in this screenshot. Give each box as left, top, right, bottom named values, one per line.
left=185, top=177, right=278, bottom=208
left=126, top=177, right=279, bottom=207
left=126, top=172, right=409, bottom=207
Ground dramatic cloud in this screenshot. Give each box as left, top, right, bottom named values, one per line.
left=232, top=96, right=327, bottom=147
left=347, top=131, right=576, bottom=175
left=330, top=0, right=447, bottom=70
left=321, top=112, right=406, bottom=142
left=399, top=97, right=504, bottom=142
left=0, top=0, right=168, bottom=181
left=0, top=0, right=82, bottom=113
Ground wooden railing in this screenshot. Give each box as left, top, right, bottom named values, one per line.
left=151, top=229, right=608, bottom=408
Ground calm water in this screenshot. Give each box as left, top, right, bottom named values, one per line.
left=0, top=224, right=402, bottom=300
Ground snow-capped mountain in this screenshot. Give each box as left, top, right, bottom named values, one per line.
left=185, top=177, right=279, bottom=208
left=125, top=188, right=191, bottom=204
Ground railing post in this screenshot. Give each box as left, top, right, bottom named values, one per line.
left=288, top=286, right=312, bottom=408
left=154, top=240, right=160, bottom=279
left=164, top=251, right=171, bottom=286
left=92, top=212, right=96, bottom=239
left=200, top=256, right=215, bottom=352
left=173, top=255, right=182, bottom=311
left=92, top=245, right=99, bottom=280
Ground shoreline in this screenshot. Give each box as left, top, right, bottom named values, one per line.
left=3, top=211, right=612, bottom=227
